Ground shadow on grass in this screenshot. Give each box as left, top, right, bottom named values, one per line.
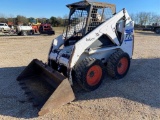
left=0, top=58, right=160, bottom=119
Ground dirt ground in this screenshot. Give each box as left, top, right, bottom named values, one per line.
left=0, top=30, right=160, bottom=120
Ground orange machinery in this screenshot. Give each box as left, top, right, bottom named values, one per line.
left=30, top=18, right=55, bottom=35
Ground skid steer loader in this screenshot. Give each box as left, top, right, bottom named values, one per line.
left=17, top=1, right=134, bottom=116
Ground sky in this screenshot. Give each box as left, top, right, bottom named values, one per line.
left=0, top=0, right=159, bottom=18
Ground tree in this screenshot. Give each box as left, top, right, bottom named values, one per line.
left=138, top=12, right=149, bottom=26
left=57, top=17, right=64, bottom=26
left=7, top=14, right=14, bottom=21
left=38, top=18, right=47, bottom=23
left=16, top=15, right=28, bottom=25
left=0, top=13, right=7, bottom=23
left=50, top=16, right=59, bottom=26
left=152, top=14, right=160, bottom=24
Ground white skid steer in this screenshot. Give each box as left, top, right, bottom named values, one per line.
left=17, top=1, right=134, bottom=116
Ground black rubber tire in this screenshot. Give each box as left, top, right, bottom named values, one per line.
left=50, top=60, right=58, bottom=70
left=74, top=57, right=104, bottom=91
left=17, top=32, right=21, bottom=36
left=155, top=28, right=160, bottom=34
left=53, top=31, right=55, bottom=35
left=107, top=49, right=130, bottom=79
left=39, top=26, right=43, bottom=34
left=21, top=31, right=27, bottom=36
left=30, top=30, right=34, bottom=35
left=1, top=28, right=4, bottom=32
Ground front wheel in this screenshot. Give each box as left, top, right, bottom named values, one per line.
left=1, top=28, right=4, bottom=32
left=30, top=30, right=34, bottom=35
left=107, top=50, right=130, bottom=79
left=74, top=57, right=104, bottom=91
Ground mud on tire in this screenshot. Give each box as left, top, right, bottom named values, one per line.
left=74, top=57, right=104, bottom=91
left=107, top=49, right=130, bottom=79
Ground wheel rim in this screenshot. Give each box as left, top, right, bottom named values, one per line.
left=86, top=65, right=102, bottom=86
left=117, top=57, right=128, bottom=75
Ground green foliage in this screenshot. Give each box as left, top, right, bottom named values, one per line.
left=0, top=17, right=7, bottom=23
left=29, top=17, right=35, bottom=24
left=16, top=15, right=29, bottom=25
left=50, top=16, right=65, bottom=27
left=0, top=14, right=67, bottom=27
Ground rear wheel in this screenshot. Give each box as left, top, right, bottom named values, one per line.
left=107, top=50, right=130, bottom=79
left=30, top=30, right=34, bottom=35
left=17, top=32, right=21, bottom=36
left=74, top=57, right=104, bottom=91
left=155, top=28, right=160, bottom=34
left=21, top=31, right=27, bottom=36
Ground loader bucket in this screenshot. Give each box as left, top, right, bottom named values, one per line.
left=17, top=59, right=75, bottom=116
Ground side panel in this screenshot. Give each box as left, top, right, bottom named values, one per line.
left=121, top=21, right=134, bottom=58
left=69, top=9, right=129, bottom=68
left=52, top=35, right=64, bottom=50
left=48, top=35, right=64, bottom=65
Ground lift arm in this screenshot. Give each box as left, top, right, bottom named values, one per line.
left=69, top=9, right=133, bottom=68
